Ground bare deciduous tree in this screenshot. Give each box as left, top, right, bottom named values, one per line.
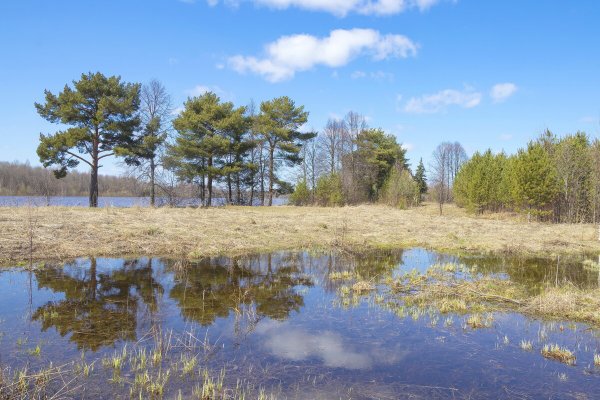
left=319, top=118, right=344, bottom=174
left=430, top=143, right=451, bottom=215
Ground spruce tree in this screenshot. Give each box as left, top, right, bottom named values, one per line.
left=414, top=158, right=427, bottom=199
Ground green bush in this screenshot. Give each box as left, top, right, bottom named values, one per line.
left=380, top=168, right=418, bottom=209
left=315, top=173, right=344, bottom=206
left=289, top=180, right=311, bottom=206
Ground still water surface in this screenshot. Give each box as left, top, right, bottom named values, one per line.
left=2, top=249, right=600, bottom=399
left=0, top=196, right=287, bottom=207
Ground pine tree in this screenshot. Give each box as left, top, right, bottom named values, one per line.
left=166, top=92, right=247, bottom=206
left=36, top=72, right=141, bottom=207
left=256, top=96, right=313, bottom=206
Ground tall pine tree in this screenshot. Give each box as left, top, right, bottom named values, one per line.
left=36, top=72, right=141, bottom=207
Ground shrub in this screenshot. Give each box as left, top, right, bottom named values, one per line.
left=289, top=180, right=311, bottom=206
left=315, top=173, right=344, bottom=206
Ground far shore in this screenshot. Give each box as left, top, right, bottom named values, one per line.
left=1, top=202, right=599, bottom=264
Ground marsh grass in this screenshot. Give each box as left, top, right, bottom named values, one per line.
left=0, top=327, right=279, bottom=400
left=541, top=344, right=576, bottom=365
left=466, top=314, right=494, bottom=329
left=380, top=262, right=600, bottom=327
left=519, top=340, right=533, bottom=351
left=2, top=202, right=598, bottom=264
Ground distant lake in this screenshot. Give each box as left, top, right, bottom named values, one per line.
left=0, top=195, right=287, bottom=207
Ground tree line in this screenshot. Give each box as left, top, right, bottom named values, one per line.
left=0, top=161, right=143, bottom=198
left=452, top=131, right=600, bottom=223
left=35, top=72, right=423, bottom=207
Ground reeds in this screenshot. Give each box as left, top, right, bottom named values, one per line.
left=541, top=344, right=576, bottom=365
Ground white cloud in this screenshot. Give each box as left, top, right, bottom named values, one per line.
left=499, top=134, right=513, bottom=141
left=186, top=85, right=232, bottom=100
left=207, top=0, right=443, bottom=16
left=402, top=142, right=414, bottom=151
left=351, top=70, right=367, bottom=79
left=490, top=83, right=518, bottom=103
left=351, top=70, right=394, bottom=81
left=228, top=29, right=417, bottom=82
left=404, top=87, right=482, bottom=114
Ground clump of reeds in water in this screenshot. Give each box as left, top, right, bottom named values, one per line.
left=466, top=314, right=494, bottom=329
left=329, top=271, right=354, bottom=280
left=541, top=344, right=576, bottom=365
left=519, top=340, right=533, bottom=351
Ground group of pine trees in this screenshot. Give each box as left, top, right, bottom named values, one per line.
left=35, top=72, right=319, bottom=207
left=453, top=131, right=600, bottom=223
left=36, top=72, right=426, bottom=208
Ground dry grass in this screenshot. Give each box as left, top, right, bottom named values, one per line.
left=0, top=202, right=598, bottom=263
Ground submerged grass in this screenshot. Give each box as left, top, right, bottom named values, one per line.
left=1, top=202, right=598, bottom=264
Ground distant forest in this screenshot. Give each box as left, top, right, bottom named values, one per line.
left=0, top=161, right=144, bottom=197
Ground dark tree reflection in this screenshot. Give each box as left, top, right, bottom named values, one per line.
left=32, top=258, right=164, bottom=351
left=167, top=254, right=313, bottom=325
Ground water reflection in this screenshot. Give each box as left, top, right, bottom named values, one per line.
left=256, top=320, right=406, bottom=370
left=0, top=249, right=599, bottom=398
left=33, top=258, right=163, bottom=350
left=167, top=254, right=313, bottom=325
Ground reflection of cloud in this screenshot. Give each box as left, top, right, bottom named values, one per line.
left=257, top=321, right=405, bottom=370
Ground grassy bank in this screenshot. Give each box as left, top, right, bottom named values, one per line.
left=0, top=202, right=599, bottom=263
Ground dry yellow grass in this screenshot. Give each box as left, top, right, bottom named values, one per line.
left=0, top=202, right=598, bottom=263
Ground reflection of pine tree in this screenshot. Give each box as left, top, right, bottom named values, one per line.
left=32, top=258, right=164, bottom=351
left=168, top=255, right=313, bottom=326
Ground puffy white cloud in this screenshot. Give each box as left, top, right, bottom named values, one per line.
left=404, top=88, right=481, bottom=114
left=228, top=29, right=417, bottom=82
left=490, top=83, right=518, bottom=103
left=207, top=0, right=443, bottom=16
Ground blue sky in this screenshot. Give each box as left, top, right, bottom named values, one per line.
left=0, top=0, right=599, bottom=175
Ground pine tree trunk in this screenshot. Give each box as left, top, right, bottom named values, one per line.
left=268, top=147, right=275, bottom=206
left=207, top=156, right=213, bottom=207
left=227, top=174, right=233, bottom=204
left=89, top=136, right=99, bottom=208
left=236, top=173, right=242, bottom=205
left=150, top=157, right=156, bottom=207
